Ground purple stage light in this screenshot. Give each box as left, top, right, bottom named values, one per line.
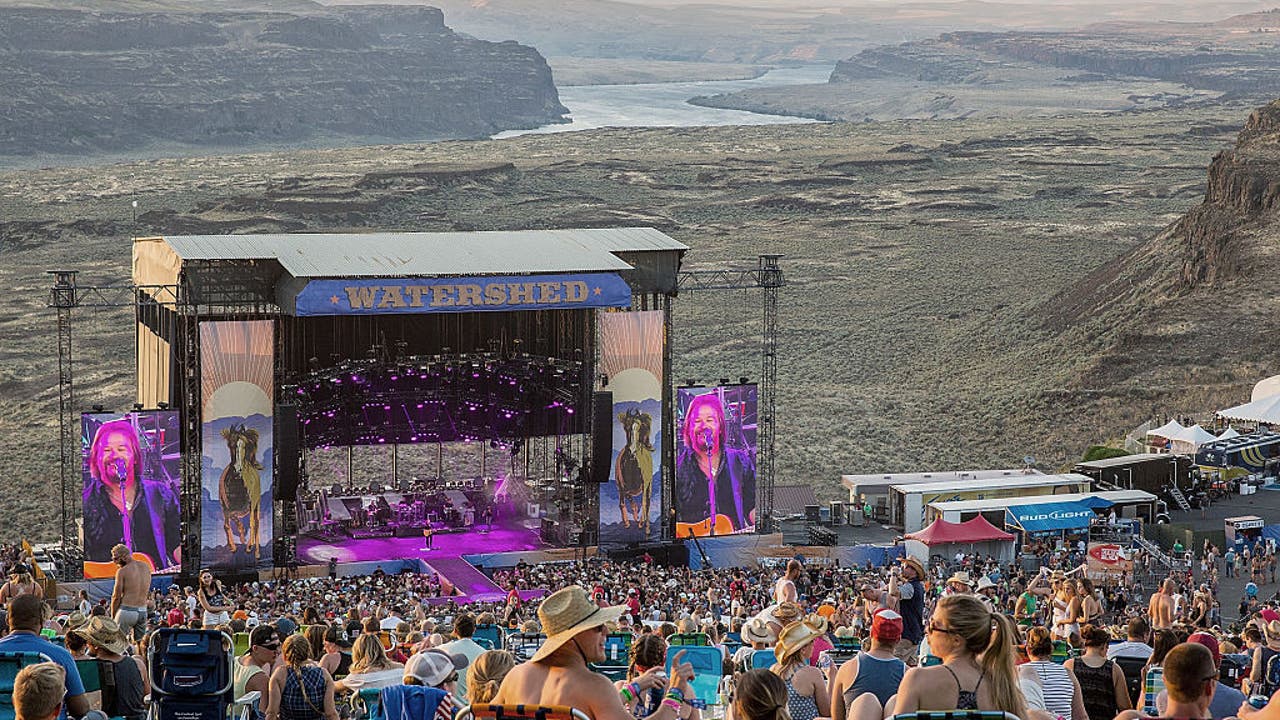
left=390, top=375, right=399, bottom=381
left=566, top=408, right=574, bottom=414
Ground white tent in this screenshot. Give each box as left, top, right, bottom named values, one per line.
left=1219, top=427, right=1241, bottom=440
left=1254, top=376, right=1280, bottom=402
left=1170, top=424, right=1219, bottom=454
left=1217, top=394, right=1280, bottom=425
left=1147, top=420, right=1186, bottom=439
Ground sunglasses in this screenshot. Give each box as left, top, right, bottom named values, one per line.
left=443, top=673, right=459, bottom=684
left=926, top=621, right=960, bottom=636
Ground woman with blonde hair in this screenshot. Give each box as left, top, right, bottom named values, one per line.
left=334, top=634, right=403, bottom=694
left=467, top=650, right=517, bottom=707
left=890, top=595, right=1027, bottom=719
left=730, top=669, right=791, bottom=720
left=769, top=617, right=831, bottom=720
left=264, top=634, right=339, bottom=720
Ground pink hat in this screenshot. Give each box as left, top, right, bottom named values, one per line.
left=1260, top=608, right=1280, bottom=624
left=1187, top=632, right=1221, bottom=666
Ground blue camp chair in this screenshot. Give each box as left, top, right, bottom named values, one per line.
left=473, top=624, right=504, bottom=652
left=353, top=687, right=383, bottom=720
left=0, top=652, right=52, bottom=720
left=667, top=633, right=708, bottom=647
left=749, top=649, right=776, bottom=670
left=667, top=645, right=722, bottom=707
left=76, top=658, right=102, bottom=693
left=148, top=629, right=234, bottom=720
left=508, top=633, right=546, bottom=663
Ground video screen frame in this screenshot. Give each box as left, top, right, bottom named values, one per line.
left=674, top=384, right=758, bottom=537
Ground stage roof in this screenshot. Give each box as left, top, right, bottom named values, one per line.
left=157, top=227, right=686, bottom=278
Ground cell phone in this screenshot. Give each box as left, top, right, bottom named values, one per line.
left=1250, top=696, right=1270, bottom=710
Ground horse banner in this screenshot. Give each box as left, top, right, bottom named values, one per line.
left=199, top=320, right=275, bottom=570
left=597, top=310, right=664, bottom=547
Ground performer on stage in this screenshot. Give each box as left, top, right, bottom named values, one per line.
left=674, top=391, right=756, bottom=536
left=421, top=527, right=434, bottom=551
left=83, top=419, right=182, bottom=572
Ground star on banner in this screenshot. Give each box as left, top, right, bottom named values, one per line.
left=330, top=295, right=340, bottom=304
left=593, top=287, right=602, bottom=296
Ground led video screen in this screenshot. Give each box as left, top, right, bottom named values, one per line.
left=674, top=384, right=758, bottom=537
left=81, top=411, right=182, bottom=578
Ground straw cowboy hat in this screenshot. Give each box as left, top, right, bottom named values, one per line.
left=775, top=615, right=829, bottom=660
left=771, top=601, right=802, bottom=625
left=976, top=576, right=997, bottom=592
left=65, top=611, right=89, bottom=632
left=77, top=616, right=130, bottom=655
left=947, top=571, right=973, bottom=587
left=742, top=618, right=773, bottom=644
left=900, top=556, right=925, bottom=578
left=531, top=585, right=626, bottom=663
left=832, top=625, right=857, bottom=639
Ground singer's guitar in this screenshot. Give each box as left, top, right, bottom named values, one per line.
left=677, top=514, right=737, bottom=538
left=83, top=552, right=155, bottom=579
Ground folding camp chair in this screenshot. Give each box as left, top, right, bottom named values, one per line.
left=749, top=649, right=776, bottom=670
left=0, top=652, right=52, bottom=720
left=589, top=633, right=632, bottom=682
left=352, top=687, right=383, bottom=720
left=233, top=633, right=250, bottom=658
left=456, top=704, right=591, bottom=720
left=148, top=629, right=234, bottom=720
left=667, top=633, right=708, bottom=647
left=377, top=631, right=395, bottom=651
left=665, top=645, right=722, bottom=708
left=473, top=624, right=504, bottom=652
left=508, top=633, right=546, bottom=663
left=76, top=658, right=102, bottom=693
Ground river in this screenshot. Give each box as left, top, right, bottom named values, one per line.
left=493, top=64, right=834, bottom=138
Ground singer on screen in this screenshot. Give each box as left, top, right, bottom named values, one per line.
left=83, top=418, right=181, bottom=572
left=675, top=391, right=756, bottom=536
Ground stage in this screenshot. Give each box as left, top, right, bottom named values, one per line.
left=296, top=519, right=545, bottom=565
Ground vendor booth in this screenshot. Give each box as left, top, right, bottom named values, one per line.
left=1225, top=515, right=1265, bottom=547
left=902, top=515, right=1016, bottom=565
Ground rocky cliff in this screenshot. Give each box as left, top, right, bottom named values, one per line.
left=0, top=4, right=568, bottom=157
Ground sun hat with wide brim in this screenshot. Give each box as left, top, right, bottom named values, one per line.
left=900, top=556, right=925, bottom=578
left=975, top=576, right=997, bottom=592
left=78, top=616, right=130, bottom=655
left=947, top=571, right=973, bottom=587
left=742, top=618, right=773, bottom=644
left=775, top=615, right=829, bottom=660
left=531, top=585, right=626, bottom=663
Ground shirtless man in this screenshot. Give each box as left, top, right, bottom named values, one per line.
left=495, top=585, right=694, bottom=720
left=110, top=544, right=152, bottom=641
left=1149, top=578, right=1176, bottom=630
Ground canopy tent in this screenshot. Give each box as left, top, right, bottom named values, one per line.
left=905, top=516, right=1015, bottom=544
left=903, top=516, right=1016, bottom=565
left=1006, top=500, right=1105, bottom=534
left=1218, top=394, right=1280, bottom=425
left=1170, top=424, right=1219, bottom=454
left=1219, top=427, right=1241, bottom=440
left=1147, top=420, right=1186, bottom=438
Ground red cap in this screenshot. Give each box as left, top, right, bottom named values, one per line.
left=871, top=608, right=903, bottom=643
left=1187, top=632, right=1221, bottom=666
left=1261, top=608, right=1280, bottom=624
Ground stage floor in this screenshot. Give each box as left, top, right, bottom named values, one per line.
left=297, top=521, right=544, bottom=564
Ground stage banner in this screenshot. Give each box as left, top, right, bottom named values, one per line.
left=598, top=310, right=664, bottom=547
left=295, top=273, right=632, bottom=316
left=199, top=320, right=275, bottom=571
left=675, top=384, right=759, bottom=538
left=81, top=411, right=183, bottom=579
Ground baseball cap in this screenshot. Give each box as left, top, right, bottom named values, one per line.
left=324, top=625, right=352, bottom=648
left=870, top=608, right=903, bottom=643
left=1260, top=608, right=1279, bottom=624
left=404, top=649, right=467, bottom=687
left=1187, top=632, right=1221, bottom=666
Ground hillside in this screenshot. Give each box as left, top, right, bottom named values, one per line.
left=0, top=4, right=567, bottom=159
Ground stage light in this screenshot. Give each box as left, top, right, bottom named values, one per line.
left=684, top=378, right=696, bottom=387
left=133, top=403, right=144, bottom=412
left=92, top=404, right=105, bottom=413
left=739, top=377, right=750, bottom=385
left=718, top=378, right=730, bottom=386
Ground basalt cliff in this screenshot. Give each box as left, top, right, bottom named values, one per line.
left=0, top=4, right=567, bottom=158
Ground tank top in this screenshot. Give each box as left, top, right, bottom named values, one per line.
left=281, top=665, right=328, bottom=720
left=101, top=656, right=148, bottom=720
left=782, top=670, right=819, bottom=720
left=234, top=661, right=266, bottom=706
left=942, top=665, right=984, bottom=710
left=843, top=652, right=905, bottom=707
left=1073, top=658, right=1118, bottom=720
left=1026, top=660, right=1075, bottom=720
left=1018, top=593, right=1038, bottom=625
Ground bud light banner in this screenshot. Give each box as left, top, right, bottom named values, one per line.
left=200, top=320, right=275, bottom=570
left=597, top=311, right=664, bottom=547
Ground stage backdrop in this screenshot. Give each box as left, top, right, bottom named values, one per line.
left=81, top=411, right=182, bottom=578
left=199, top=320, right=275, bottom=571
left=675, top=384, right=758, bottom=537
left=598, top=310, right=664, bottom=546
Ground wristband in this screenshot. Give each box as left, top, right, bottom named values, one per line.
left=662, top=700, right=681, bottom=713
left=665, top=688, right=685, bottom=702
left=620, top=684, right=637, bottom=703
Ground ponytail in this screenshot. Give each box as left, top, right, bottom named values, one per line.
left=981, top=612, right=1027, bottom=720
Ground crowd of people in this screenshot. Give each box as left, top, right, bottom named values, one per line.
left=6, top=539, right=1280, bottom=720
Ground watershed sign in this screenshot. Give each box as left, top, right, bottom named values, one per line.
left=295, top=273, right=631, bottom=316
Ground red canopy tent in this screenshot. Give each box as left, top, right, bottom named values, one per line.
left=905, top=515, right=1015, bottom=545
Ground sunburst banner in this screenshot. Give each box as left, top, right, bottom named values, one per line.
left=598, top=310, right=664, bottom=547
left=199, top=320, right=275, bottom=571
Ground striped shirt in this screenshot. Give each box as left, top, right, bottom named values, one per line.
left=1025, top=660, right=1076, bottom=720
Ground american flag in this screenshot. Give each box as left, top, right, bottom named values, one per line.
left=435, top=692, right=455, bottom=720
